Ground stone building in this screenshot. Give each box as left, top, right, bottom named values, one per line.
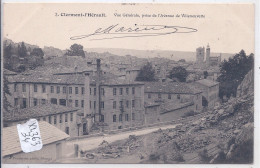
left=196, top=44, right=221, bottom=67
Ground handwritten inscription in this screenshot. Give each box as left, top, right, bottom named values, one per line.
left=17, top=119, right=43, bottom=153
left=70, top=24, right=197, bottom=41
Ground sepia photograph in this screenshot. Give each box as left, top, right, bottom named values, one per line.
left=1, top=2, right=256, bottom=166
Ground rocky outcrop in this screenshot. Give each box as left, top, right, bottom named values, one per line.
left=236, top=70, right=253, bottom=97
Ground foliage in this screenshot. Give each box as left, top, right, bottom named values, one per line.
left=31, top=48, right=44, bottom=58
left=178, top=59, right=186, bottom=63
left=66, top=43, right=85, bottom=57
left=217, top=50, right=254, bottom=99
left=3, top=75, right=12, bottom=112
left=203, top=71, right=208, bottom=79
left=136, top=62, right=157, bottom=81
left=168, top=66, right=188, bottom=82
left=202, top=96, right=208, bottom=107
left=18, top=42, right=27, bottom=58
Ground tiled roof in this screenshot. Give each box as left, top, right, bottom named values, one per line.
left=160, top=101, right=194, bottom=114
left=3, top=69, right=17, bottom=75
left=144, top=82, right=202, bottom=94
left=2, top=121, right=69, bottom=156
left=4, top=104, right=80, bottom=122
left=195, top=79, right=219, bottom=87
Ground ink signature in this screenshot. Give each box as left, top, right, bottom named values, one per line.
left=70, top=24, right=197, bottom=40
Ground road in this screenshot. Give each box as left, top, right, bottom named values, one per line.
left=63, top=123, right=180, bottom=157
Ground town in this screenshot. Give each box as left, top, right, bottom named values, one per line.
left=2, top=38, right=254, bottom=164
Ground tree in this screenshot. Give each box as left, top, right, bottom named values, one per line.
left=168, top=66, right=188, bottom=82
left=203, top=71, right=208, bottom=79
left=3, top=75, right=12, bottom=112
left=217, top=50, right=254, bottom=99
left=66, top=43, right=85, bottom=57
left=31, top=48, right=44, bottom=58
left=178, top=59, right=186, bottom=63
left=3, top=43, right=12, bottom=70
left=18, top=42, right=27, bottom=58
left=136, top=62, right=157, bottom=81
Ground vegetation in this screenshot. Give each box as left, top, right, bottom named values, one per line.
left=136, top=62, right=157, bottom=81
left=168, top=66, right=188, bottom=82
left=203, top=71, right=208, bottom=79
left=66, top=43, right=85, bottom=58
left=217, top=50, right=254, bottom=99
left=3, top=75, right=12, bottom=112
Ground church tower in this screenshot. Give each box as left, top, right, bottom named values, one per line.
left=196, top=47, right=205, bottom=65
left=206, top=43, right=210, bottom=66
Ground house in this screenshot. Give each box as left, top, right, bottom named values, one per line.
left=3, top=104, right=84, bottom=137
left=2, top=121, right=69, bottom=163
left=7, top=59, right=145, bottom=132
left=194, top=79, right=219, bottom=108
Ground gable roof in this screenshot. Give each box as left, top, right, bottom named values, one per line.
left=160, top=101, right=194, bottom=114
left=144, top=82, right=202, bottom=94
left=4, top=104, right=79, bottom=122
left=2, top=121, right=69, bottom=156
left=195, top=79, right=219, bottom=87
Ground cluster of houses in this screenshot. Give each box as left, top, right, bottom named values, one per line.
left=3, top=55, right=220, bottom=163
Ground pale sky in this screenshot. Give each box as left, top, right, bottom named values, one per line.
left=3, top=3, right=255, bottom=54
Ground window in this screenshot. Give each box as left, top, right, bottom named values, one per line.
left=65, top=113, right=68, bottom=122
left=132, top=100, right=135, bottom=108
left=94, top=101, right=96, bottom=109
left=14, top=84, right=18, bottom=92
left=94, top=88, right=96, bottom=95
left=14, top=98, right=19, bottom=106
left=65, top=127, right=69, bottom=135
left=81, top=87, right=84, bottom=94
left=90, top=88, right=92, bottom=95
left=51, top=98, right=57, bottom=104
left=90, top=101, right=92, bottom=109
left=81, top=100, right=84, bottom=108
left=57, top=86, right=60, bottom=94
left=158, top=93, right=161, bottom=99
left=63, top=86, right=66, bottom=94
left=70, top=113, right=73, bottom=121
left=34, top=84, right=37, bottom=92
left=126, top=100, right=129, bottom=108
left=49, top=116, right=52, bottom=124
left=119, top=114, right=122, bottom=122
left=22, top=98, right=27, bottom=109
left=120, top=101, right=123, bottom=108
left=148, top=93, right=151, bottom=99
left=125, top=114, right=129, bottom=121
left=43, top=117, right=46, bottom=121
left=101, top=88, right=105, bottom=96
left=75, top=87, right=78, bottom=94
left=69, top=87, right=72, bottom=94
left=59, top=99, right=66, bottom=106
left=126, top=88, right=129, bottom=95
left=41, top=99, right=46, bottom=105
left=75, top=100, right=79, bottom=107
left=168, top=94, right=171, bottom=99
left=113, top=101, right=116, bottom=109
left=42, top=84, right=46, bottom=93
left=177, top=94, right=180, bottom=99
left=51, top=86, right=54, bottom=93
left=101, top=101, right=104, bottom=109
left=33, top=98, right=38, bottom=106
left=132, top=113, right=135, bottom=120
left=132, top=87, right=135, bottom=94
left=22, top=84, right=26, bottom=92
left=100, top=115, right=104, bottom=122
left=113, top=88, right=117, bottom=95
left=113, top=115, right=116, bottom=122
left=54, top=115, right=57, bottom=124
left=120, top=88, right=123, bottom=95
left=59, top=114, right=62, bottom=123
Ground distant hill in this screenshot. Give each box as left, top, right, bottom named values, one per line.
left=85, top=48, right=234, bottom=62
left=43, top=46, right=66, bottom=58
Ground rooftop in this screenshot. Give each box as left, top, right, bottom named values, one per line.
left=4, top=104, right=80, bottom=122
left=2, top=121, right=69, bottom=156
left=160, top=101, right=194, bottom=114
left=195, top=79, right=219, bottom=87
left=144, top=82, right=202, bottom=94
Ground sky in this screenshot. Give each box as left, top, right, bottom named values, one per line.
left=3, top=3, right=255, bottom=54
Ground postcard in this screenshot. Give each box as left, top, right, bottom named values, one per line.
left=1, top=2, right=257, bottom=167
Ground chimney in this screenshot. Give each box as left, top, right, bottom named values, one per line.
left=83, top=72, right=92, bottom=131
left=96, top=59, right=102, bottom=122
